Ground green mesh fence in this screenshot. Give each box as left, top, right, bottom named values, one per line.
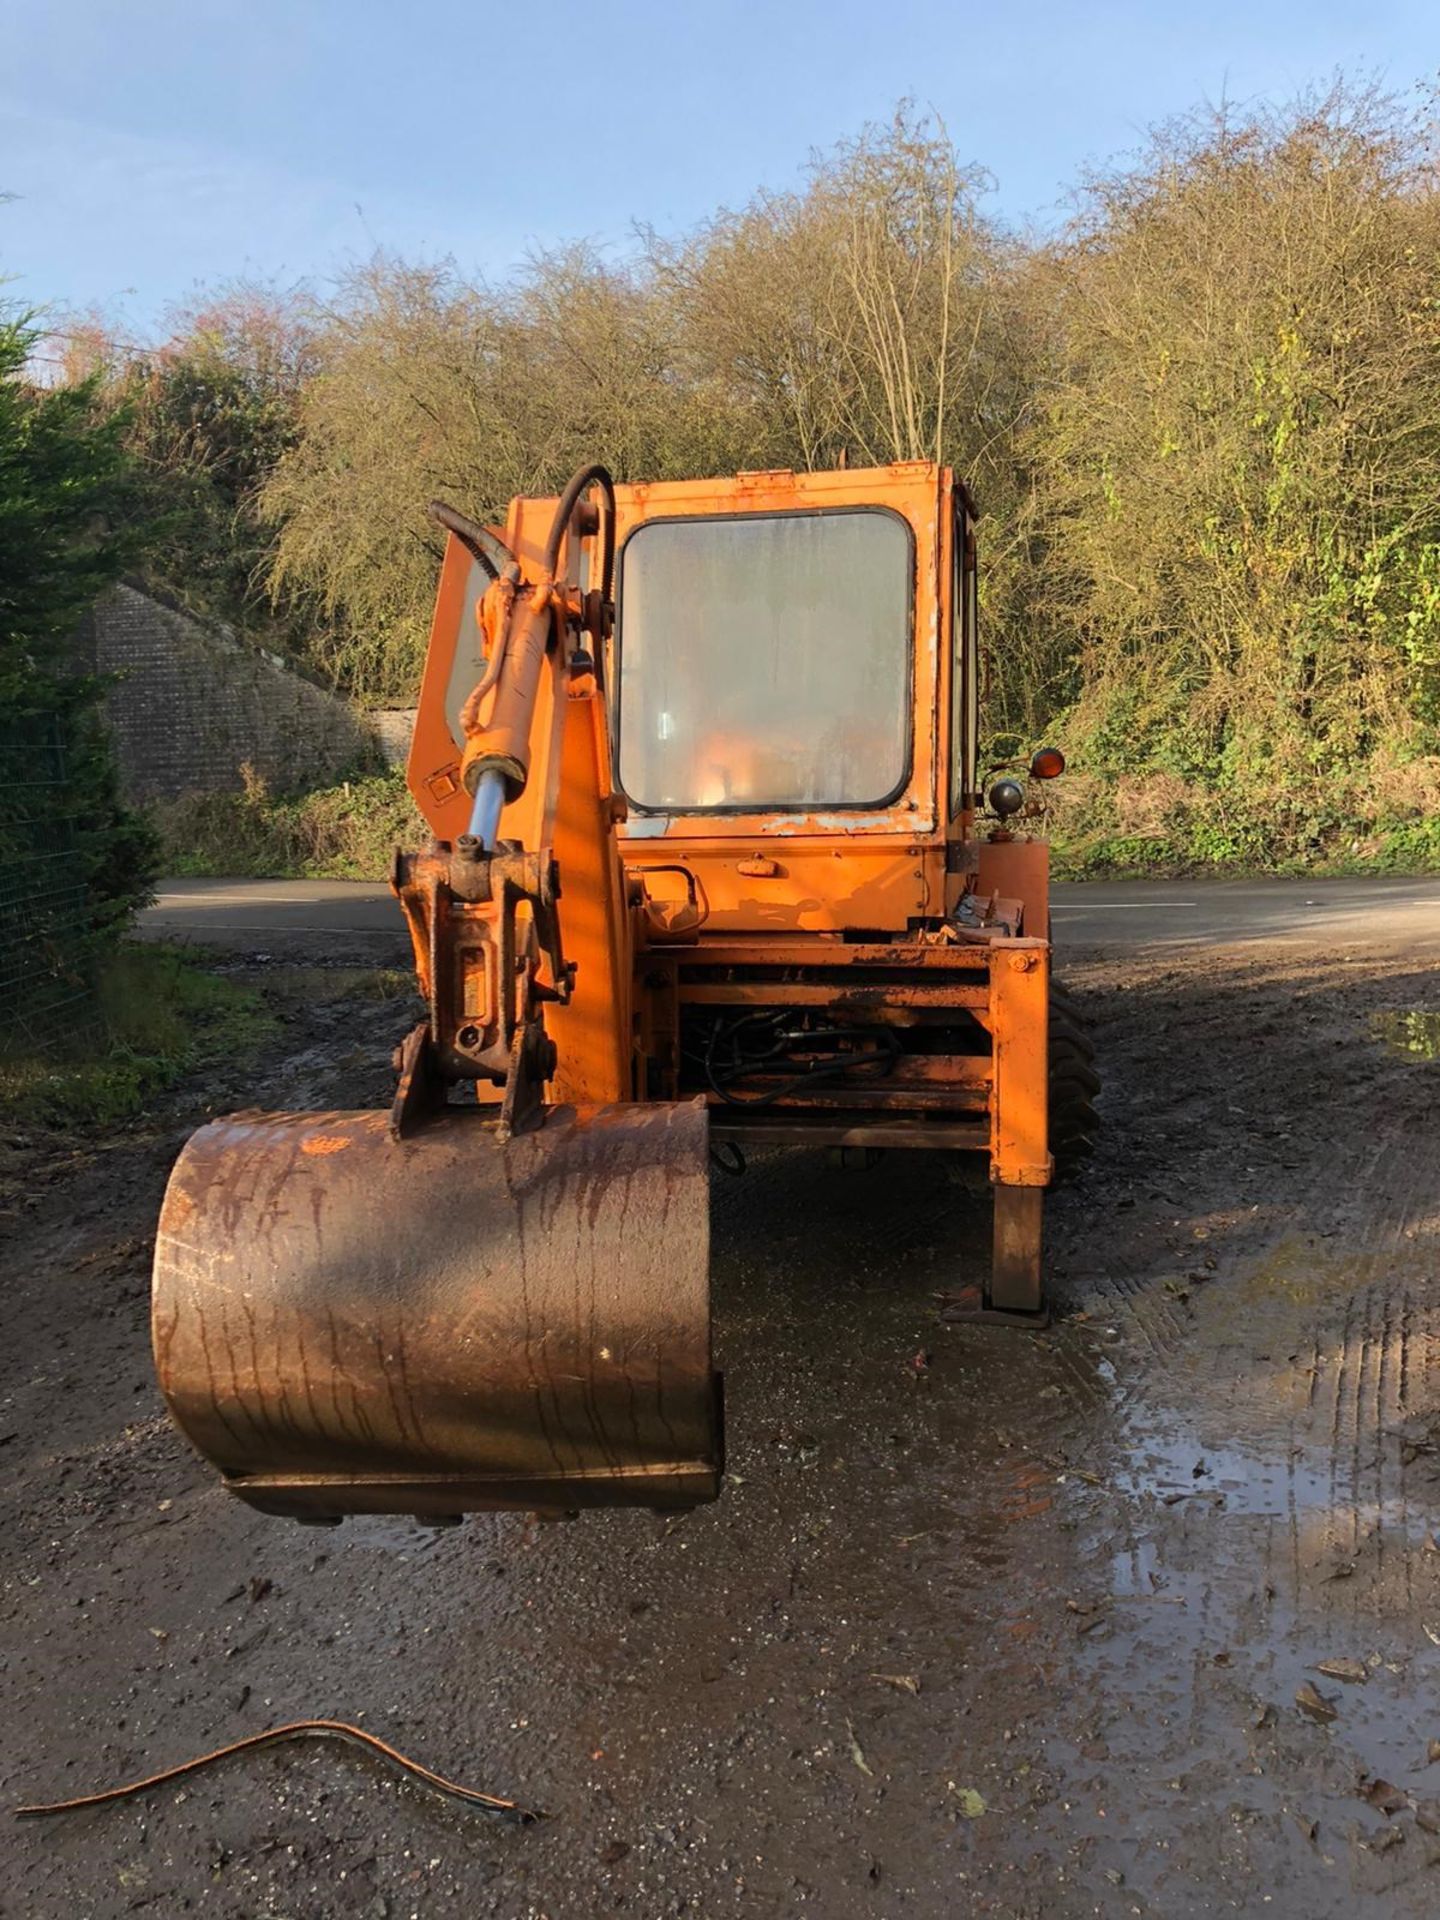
left=0, top=718, right=96, bottom=1051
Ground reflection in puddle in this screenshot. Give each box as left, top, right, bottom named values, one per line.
left=1114, top=1424, right=1331, bottom=1517
left=335, top=1514, right=457, bottom=1554
left=1111, top=1416, right=1433, bottom=1541
left=1370, top=1008, right=1440, bottom=1060
left=1107, top=1533, right=1210, bottom=1603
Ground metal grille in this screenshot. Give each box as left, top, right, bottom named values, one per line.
left=0, top=718, right=95, bottom=1051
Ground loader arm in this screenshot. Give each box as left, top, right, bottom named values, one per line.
left=390, top=467, right=635, bottom=1135
left=151, top=468, right=722, bottom=1522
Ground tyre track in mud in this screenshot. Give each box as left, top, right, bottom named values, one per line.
left=1039, top=946, right=1440, bottom=1916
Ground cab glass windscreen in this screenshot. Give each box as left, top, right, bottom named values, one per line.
left=616, top=509, right=912, bottom=811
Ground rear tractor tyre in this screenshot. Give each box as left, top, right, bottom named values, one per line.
left=1049, top=984, right=1100, bottom=1181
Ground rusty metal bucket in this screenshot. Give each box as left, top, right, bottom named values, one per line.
left=152, top=1100, right=719, bottom=1520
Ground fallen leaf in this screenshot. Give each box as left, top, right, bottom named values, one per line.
left=600, top=1840, right=631, bottom=1866
left=1295, top=1682, right=1338, bottom=1723
left=870, top=1672, right=920, bottom=1695
left=147, top=1626, right=169, bottom=1643
left=846, top=1720, right=874, bottom=1778
left=1424, top=1624, right=1440, bottom=1647
left=950, top=1783, right=986, bottom=1819
left=1312, top=1658, right=1368, bottom=1685
left=1428, top=1740, right=1440, bottom=1766
left=1415, top=1800, right=1440, bottom=1835
left=1360, top=1777, right=1407, bottom=1815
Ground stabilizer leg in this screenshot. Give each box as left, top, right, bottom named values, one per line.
left=939, top=1183, right=1049, bottom=1328
left=988, top=1183, right=1047, bottom=1324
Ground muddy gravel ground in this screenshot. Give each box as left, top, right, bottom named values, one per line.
left=4, top=933, right=1440, bottom=1918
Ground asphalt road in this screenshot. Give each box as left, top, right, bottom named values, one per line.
left=143, top=871, right=1440, bottom=951
left=145, top=876, right=407, bottom=949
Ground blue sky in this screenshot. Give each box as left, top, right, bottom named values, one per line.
left=0, top=0, right=1432, bottom=340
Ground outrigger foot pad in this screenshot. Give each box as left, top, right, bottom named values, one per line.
left=941, top=1283, right=1051, bottom=1331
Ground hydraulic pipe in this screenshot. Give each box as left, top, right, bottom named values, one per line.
left=460, top=594, right=552, bottom=803
left=541, top=464, right=616, bottom=602
left=459, top=465, right=615, bottom=811
left=426, top=500, right=515, bottom=582
left=468, top=767, right=507, bottom=849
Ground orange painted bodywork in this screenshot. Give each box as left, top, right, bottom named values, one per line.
left=610, top=464, right=949, bottom=936
left=407, top=461, right=1052, bottom=1195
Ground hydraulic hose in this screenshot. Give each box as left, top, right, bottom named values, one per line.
left=460, top=465, right=618, bottom=836
left=541, top=464, right=616, bottom=603
left=427, top=501, right=514, bottom=582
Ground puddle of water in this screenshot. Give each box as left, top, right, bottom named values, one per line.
left=1112, top=1424, right=1331, bottom=1518
left=1110, top=1415, right=1434, bottom=1545
left=326, top=1513, right=458, bottom=1555
left=1370, top=1008, right=1440, bottom=1060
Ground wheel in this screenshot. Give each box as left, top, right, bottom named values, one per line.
left=1050, top=983, right=1100, bottom=1179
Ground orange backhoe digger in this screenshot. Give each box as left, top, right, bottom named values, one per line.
left=152, top=460, right=1098, bottom=1522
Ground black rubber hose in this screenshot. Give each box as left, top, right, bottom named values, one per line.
left=702, top=1012, right=900, bottom=1109
left=427, top=501, right=513, bottom=582
left=542, top=464, right=617, bottom=602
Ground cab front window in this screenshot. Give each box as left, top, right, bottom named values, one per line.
left=616, top=509, right=912, bottom=812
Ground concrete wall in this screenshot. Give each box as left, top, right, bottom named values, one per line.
left=74, top=584, right=377, bottom=803
left=370, top=708, right=417, bottom=770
